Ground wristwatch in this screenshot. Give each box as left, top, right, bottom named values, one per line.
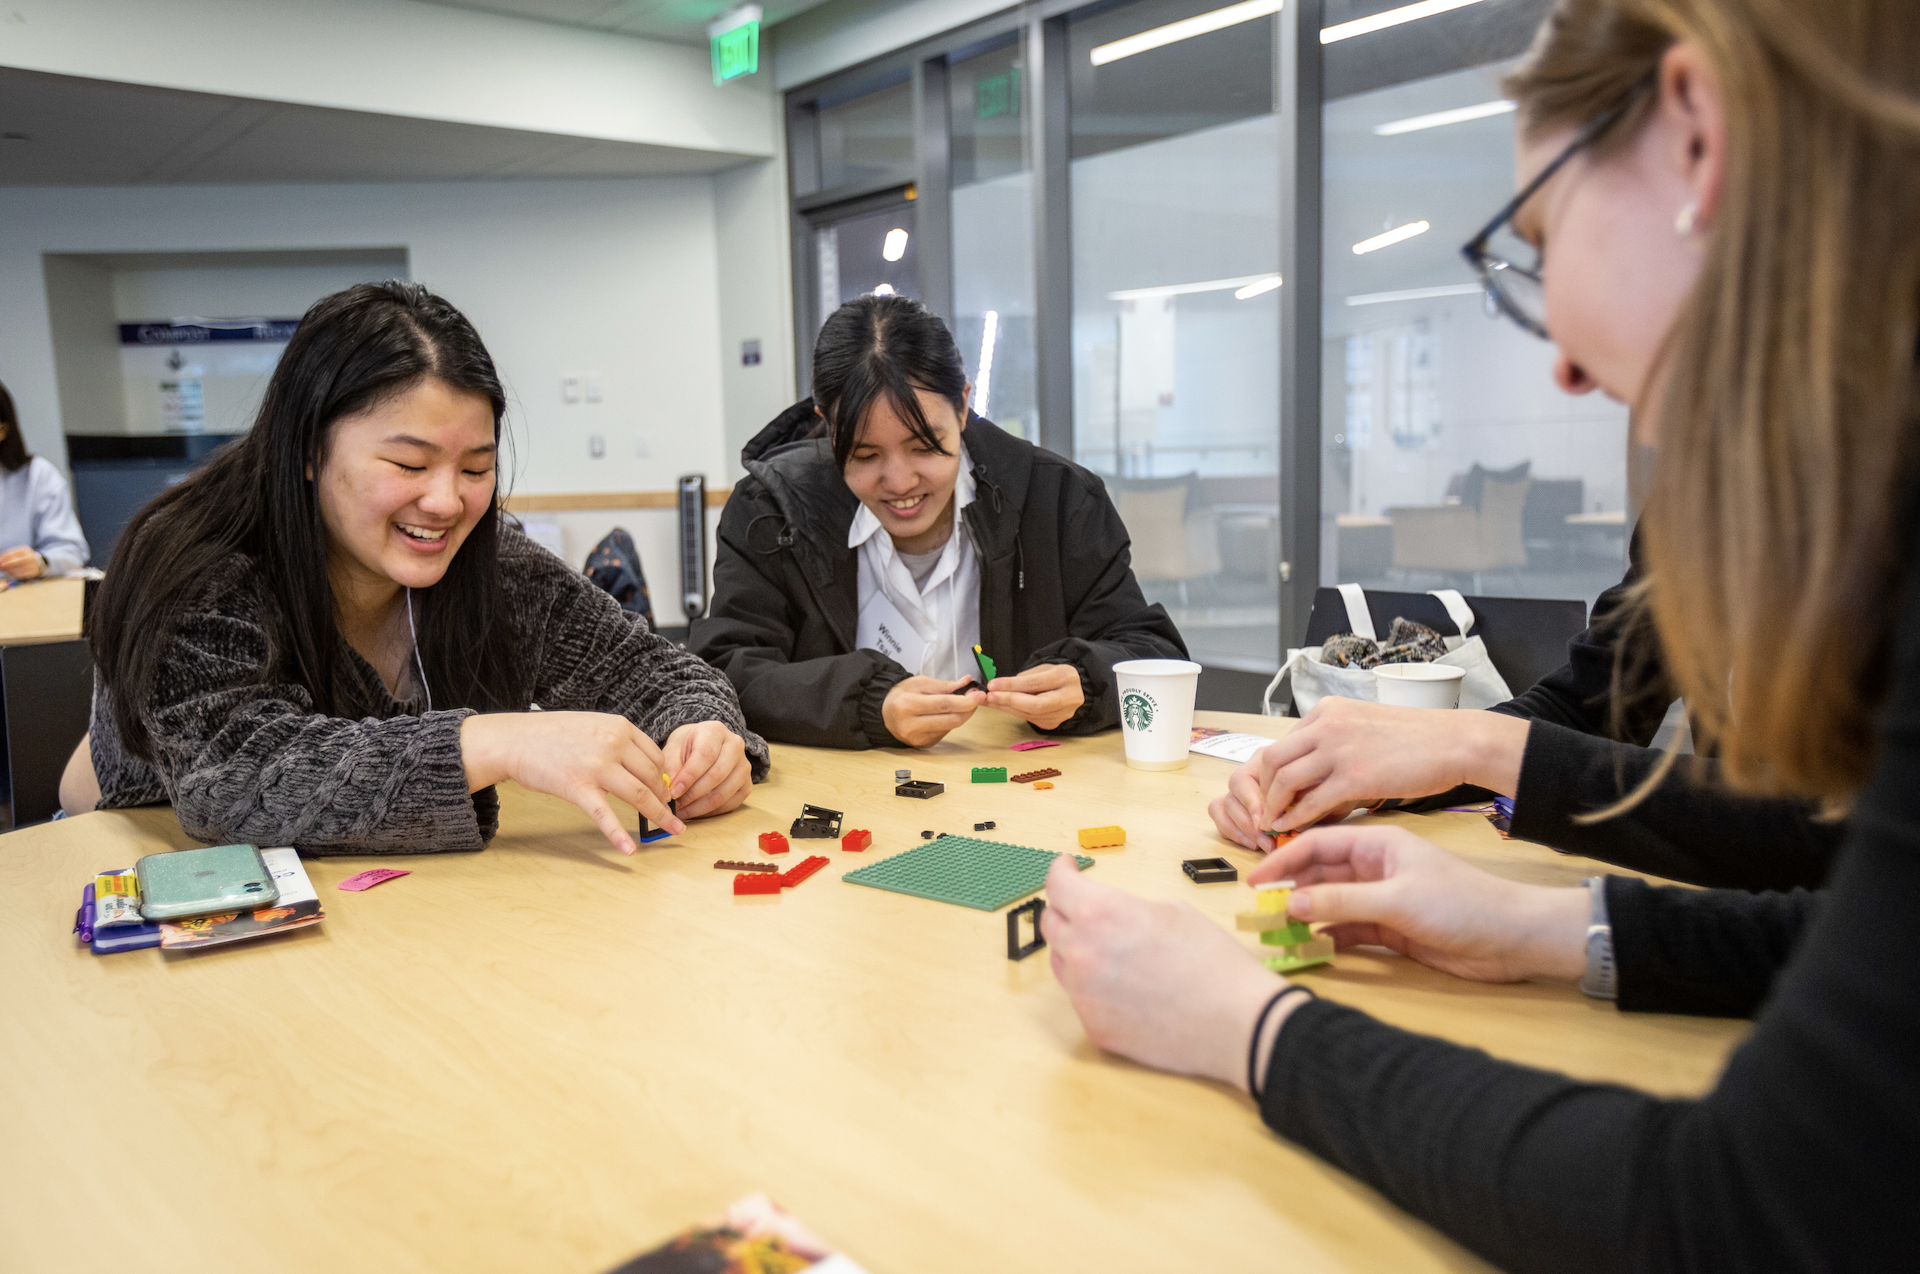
left=1578, top=875, right=1617, bottom=1001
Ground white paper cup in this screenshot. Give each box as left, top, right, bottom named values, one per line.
left=1373, top=662, right=1465, bottom=710
left=1113, top=659, right=1203, bottom=770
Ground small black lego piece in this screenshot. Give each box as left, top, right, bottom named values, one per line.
left=636, top=813, right=672, bottom=844
left=922, top=830, right=936, bottom=839
left=790, top=804, right=844, bottom=839
left=1182, top=857, right=1238, bottom=884
left=897, top=779, right=945, bottom=799
left=972, top=821, right=998, bottom=831
left=1006, top=897, right=1047, bottom=961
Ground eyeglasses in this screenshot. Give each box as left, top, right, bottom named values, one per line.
left=1461, top=82, right=1649, bottom=340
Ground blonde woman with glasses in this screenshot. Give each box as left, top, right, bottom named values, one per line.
left=1039, top=1, right=1918, bottom=1267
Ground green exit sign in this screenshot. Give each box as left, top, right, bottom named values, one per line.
left=711, top=19, right=759, bottom=84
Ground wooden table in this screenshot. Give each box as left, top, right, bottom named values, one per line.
left=0, top=576, right=85, bottom=647
left=0, top=711, right=1747, bottom=1273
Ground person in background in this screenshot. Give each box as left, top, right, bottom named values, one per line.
left=61, top=281, right=766, bottom=854
left=1043, top=0, right=1919, bottom=1267
left=0, top=378, right=90, bottom=581
left=692, top=295, right=1187, bottom=749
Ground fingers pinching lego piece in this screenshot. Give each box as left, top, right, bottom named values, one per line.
left=971, top=767, right=1008, bottom=783
left=1182, top=857, right=1237, bottom=883
left=779, top=855, right=830, bottom=888
left=716, top=860, right=779, bottom=873
left=734, top=872, right=782, bottom=895
left=1011, top=767, right=1061, bottom=784
left=758, top=831, right=790, bottom=855
left=841, top=829, right=872, bottom=852
left=1077, top=825, right=1125, bottom=849
left=1007, top=898, right=1046, bottom=961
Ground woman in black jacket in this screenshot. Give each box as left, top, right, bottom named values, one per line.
left=691, top=296, right=1186, bottom=749
left=1041, top=1, right=1920, bottom=1268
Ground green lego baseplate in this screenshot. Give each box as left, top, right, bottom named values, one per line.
left=972, top=766, right=1008, bottom=783
left=841, top=835, right=1094, bottom=911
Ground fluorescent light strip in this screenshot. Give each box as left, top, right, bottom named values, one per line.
left=975, top=310, right=999, bottom=419
left=1109, top=272, right=1277, bottom=301
left=1346, top=283, right=1482, bottom=306
left=1352, top=220, right=1430, bottom=254
left=1090, top=0, right=1281, bottom=66
left=1234, top=276, right=1282, bottom=300
left=1322, top=0, right=1485, bottom=44
left=1374, top=99, right=1514, bottom=136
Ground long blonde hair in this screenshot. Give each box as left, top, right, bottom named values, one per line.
left=1509, top=0, right=1920, bottom=801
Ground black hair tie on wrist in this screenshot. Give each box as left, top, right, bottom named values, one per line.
left=1248, top=985, right=1315, bottom=1102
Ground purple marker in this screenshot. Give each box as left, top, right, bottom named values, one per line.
left=76, top=881, right=95, bottom=944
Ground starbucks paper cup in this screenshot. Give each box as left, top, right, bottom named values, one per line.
left=1113, top=659, right=1203, bottom=771
left=1373, top=662, right=1465, bottom=710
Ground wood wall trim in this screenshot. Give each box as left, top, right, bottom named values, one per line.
left=501, top=488, right=732, bottom=513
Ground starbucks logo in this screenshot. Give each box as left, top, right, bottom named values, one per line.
left=1121, top=689, right=1157, bottom=731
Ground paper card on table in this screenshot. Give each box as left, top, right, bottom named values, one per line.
left=603, top=1192, right=868, bottom=1274
left=1188, top=730, right=1274, bottom=765
left=338, top=868, right=410, bottom=892
left=1009, top=740, right=1061, bottom=752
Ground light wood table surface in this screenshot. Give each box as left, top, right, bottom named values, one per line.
left=0, top=710, right=1748, bottom=1273
left=0, top=576, right=85, bottom=647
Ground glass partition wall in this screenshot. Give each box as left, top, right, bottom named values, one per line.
left=785, top=0, right=1628, bottom=701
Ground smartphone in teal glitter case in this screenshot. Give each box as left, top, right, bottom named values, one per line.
left=135, top=844, right=278, bottom=921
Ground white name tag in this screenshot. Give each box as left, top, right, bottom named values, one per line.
left=857, top=586, right=928, bottom=673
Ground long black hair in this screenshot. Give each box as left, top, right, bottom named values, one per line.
left=0, top=378, right=30, bottom=473
left=811, top=295, right=969, bottom=468
left=92, top=281, right=527, bottom=761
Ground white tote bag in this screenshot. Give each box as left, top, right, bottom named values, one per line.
left=1264, top=585, right=1514, bottom=716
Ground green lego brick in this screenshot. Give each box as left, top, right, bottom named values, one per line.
left=971, top=766, right=1008, bottom=783
left=972, top=644, right=998, bottom=683
left=1261, top=934, right=1335, bottom=974
left=1259, top=921, right=1315, bottom=947
left=841, top=836, right=1093, bottom=911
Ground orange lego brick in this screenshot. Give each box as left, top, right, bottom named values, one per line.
left=1032, top=781, right=1054, bottom=790
left=1077, top=825, right=1126, bottom=849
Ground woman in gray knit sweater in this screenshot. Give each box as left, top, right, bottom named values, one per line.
left=60, top=282, right=767, bottom=856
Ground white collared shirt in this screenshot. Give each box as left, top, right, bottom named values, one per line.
left=848, top=444, right=982, bottom=682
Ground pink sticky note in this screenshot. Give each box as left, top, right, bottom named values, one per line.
left=1010, top=740, right=1061, bottom=752
left=338, top=868, right=411, bottom=892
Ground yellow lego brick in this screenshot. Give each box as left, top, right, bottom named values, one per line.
left=1254, top=879, right=1295, bottom=912
left=1236, top=910, right=1305, bottom=932
left=1077, top=825, right=1126, bottom=849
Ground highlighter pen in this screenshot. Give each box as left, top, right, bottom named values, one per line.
left=76, top=881, right=95, bottom=944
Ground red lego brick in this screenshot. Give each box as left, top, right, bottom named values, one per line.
left=780, top=855, right=831, bottom=888
left=758, top=831, right=790, bottom=855
left=733, top=872, right=782, bottom=895
left=841, top=828, right=872, bottom=852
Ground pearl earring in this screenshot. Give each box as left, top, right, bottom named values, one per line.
left=1675, top=201, right=1699, bottom=236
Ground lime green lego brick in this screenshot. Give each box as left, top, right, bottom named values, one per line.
left=841, top=836, right=1093, bottom=911
left=971, top=767, right=1008, bottom=783
left=1259, top=921, right=1315, bottom=946
left=1263, top=949, right=1335, bottom=973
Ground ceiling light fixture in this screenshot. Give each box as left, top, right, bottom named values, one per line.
left=1109, top=272, right=1278, bottom=301
left=1346, top=283, right=1482, bottom=306
left=1352, top=220, right=1430, bottom=254
left=1234, top=276, right=1283, bottom=300
left=882, top=228, right=909, bottom=262
left=1090, top=0, right=1281, bottom=67
left=873, top=284, right=897, bottom=296
left=1373, top=99, right=1514, bottom=136
left=1322, top=0, right=1485, bottom=44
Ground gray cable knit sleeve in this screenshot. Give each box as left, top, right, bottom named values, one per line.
left=501, top=534, right=771, bottom=780
left=126, top=576, right=496, bottom=855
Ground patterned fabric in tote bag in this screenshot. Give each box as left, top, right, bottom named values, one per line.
left=1263, top=585, right=1513, bottom=716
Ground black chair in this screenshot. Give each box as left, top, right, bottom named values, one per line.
left=0, top=638, right=94, bottom=829
left=1292, top=587, right=1589, bottom=714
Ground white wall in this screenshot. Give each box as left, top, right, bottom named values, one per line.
left=1, top=0, right=775, bottom=157
left=713, top=105, right=800, bottom=482
left=771, top=0, right=1015, bottom=89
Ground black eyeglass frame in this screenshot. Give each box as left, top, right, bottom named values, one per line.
left=1460, top=82, right=1651, bottom=339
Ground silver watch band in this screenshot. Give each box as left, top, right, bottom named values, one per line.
left=1578, top=875, right=1617, bottom=1001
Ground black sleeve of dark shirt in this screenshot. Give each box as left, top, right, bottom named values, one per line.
left=1507, top=721, right=1841, bottom=890
left=1256, top=531, right=1920, bottom=1272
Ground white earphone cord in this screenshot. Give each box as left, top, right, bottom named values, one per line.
left=406, top=586, right=433, bottom=714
